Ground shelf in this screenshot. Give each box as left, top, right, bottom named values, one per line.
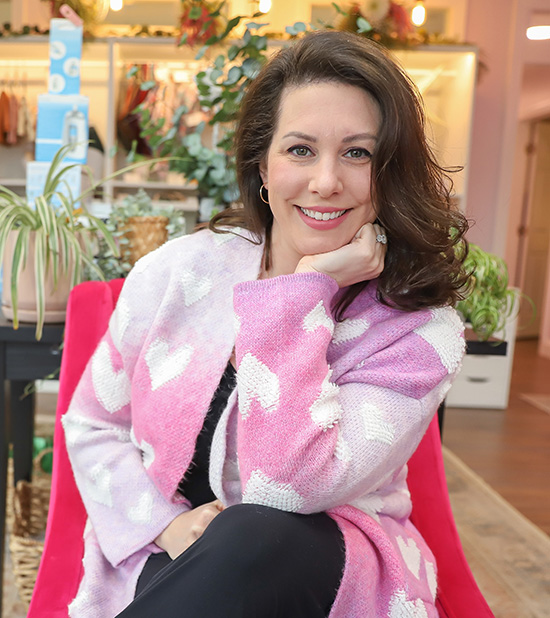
left=110, top=180, right=197, bottom=192
left=0, top=179, right=26, bottom=187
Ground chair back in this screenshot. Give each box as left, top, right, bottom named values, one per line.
left=408, top=416, right=494, bottom=617
left=28, top=279, right=124, bottom=617
left=29, top=278, right=493, bottom=617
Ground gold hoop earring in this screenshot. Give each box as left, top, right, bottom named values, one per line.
left=259, top=184, right=269, bottom=204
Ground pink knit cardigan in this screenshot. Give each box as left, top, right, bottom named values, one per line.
left=63, top=228, right=465, bottom=617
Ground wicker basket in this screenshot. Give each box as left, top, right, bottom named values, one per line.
left=8, top=450, right=52, bottom=606
left=123, top=215, right=169, bottom=266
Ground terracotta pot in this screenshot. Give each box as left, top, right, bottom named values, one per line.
left=1, top=230, right=75, bottom=323
left=123, top=215, right=169, bottom=266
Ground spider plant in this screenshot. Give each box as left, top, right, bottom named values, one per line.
left=456, top=243, right=528, bottom=342
left=0, top=145, right=167, bottom=339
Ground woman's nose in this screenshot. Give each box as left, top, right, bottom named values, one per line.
left=308, top=158, right=343, bottom=197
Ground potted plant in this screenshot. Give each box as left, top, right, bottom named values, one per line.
left=0, top=145, right=170, bottom=339
left=447, top=243, right=533, bottom=409
left=93, top=189, right=186, bottom=280
left=0, top=145, right=119, bottom=339
left=456, top=243, right=528, bottom=342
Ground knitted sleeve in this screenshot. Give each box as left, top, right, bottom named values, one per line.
left=233, top=272, right=464, bottom=514
left=63, top=256, right=189, bottom=568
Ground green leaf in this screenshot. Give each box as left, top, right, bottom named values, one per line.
left=140, top=80, right=156, bottom=91
left=241, top=57, right=261, bottom=78
left=195, top=45, right=208, bottom=60
left=225, top=65, right=242, bottom=85
left=227, top=44, right=239, bottom=60
left=255, top=35, right=268, bottom=50
left=356, top=17, right=372, bottom=33
left=220, top=16, right=241, bottom=40
left=10, top=227, right=30, bottom=332
left=214, top=54, right=226, bottom=69
left=331, top=2, right=348, bottom=16
left=245, top=21, right=268, bottom=30
left=189, top=5, right=202, bottom=19
left=210, top=68, right=223, bottom=82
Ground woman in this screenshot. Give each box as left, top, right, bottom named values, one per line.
left=63, top=31, right=469, bottom=617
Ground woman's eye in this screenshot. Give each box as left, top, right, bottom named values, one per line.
left=345, top=148, right=371, bottom=159
left=289, top=145, right=312, bottom=157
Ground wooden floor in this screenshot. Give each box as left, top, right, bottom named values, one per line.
left=443, top=339, right=550, bottom=536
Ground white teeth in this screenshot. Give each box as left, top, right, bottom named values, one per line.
left=300, top=208, right=347, bottom=221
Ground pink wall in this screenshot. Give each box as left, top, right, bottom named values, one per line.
left=463, top=0, right=517, bottom=252
left=464, top=0, right=550, bottom=256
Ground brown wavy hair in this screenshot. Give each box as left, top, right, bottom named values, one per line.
left=210, top=30, right=469, bottom=317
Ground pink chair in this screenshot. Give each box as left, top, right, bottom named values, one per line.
left=28, top=279, right=494, bottom=617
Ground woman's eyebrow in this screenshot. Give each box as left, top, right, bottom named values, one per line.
left=281, top=131, right=377, bottom=143
left=342, top=133, right=378, bottom=143
left=282, top=131, right=316, bottom=141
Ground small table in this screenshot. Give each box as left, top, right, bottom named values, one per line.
left=0, top=314, right=64, bottom=616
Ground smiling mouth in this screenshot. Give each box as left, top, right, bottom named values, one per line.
left=299, top=207, right=349, bottom=221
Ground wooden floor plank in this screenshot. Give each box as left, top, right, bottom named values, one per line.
left=444, top=339, right=550, bottom=536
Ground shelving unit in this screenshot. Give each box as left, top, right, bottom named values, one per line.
left=0, top=38, right=477, bottom=215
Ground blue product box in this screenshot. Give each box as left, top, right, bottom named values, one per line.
left=35, top=94, right=89, bottom=164
left=48, top=18, right=83, bottom=96
left=26, top=161, right=82, bottom=209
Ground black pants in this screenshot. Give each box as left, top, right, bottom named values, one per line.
left=117, top=504, right=346, bottom=618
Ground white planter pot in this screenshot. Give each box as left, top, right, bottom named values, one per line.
left=1, top=230, right=74, bottom=323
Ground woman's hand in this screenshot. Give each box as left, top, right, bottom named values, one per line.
left=294, top=222, right=386, bottom=288
left=155, top=499, right=224, bottom=559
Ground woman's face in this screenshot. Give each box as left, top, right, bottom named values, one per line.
left=260, top=81, right=380, bottom=275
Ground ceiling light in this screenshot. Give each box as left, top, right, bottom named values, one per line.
left=258, top=0, right=271, bottom=13
left=527, top=25, right=550, bottom=40
left=412, top=1, right=426, bottom=27
left=110, top=0, right=124, bottom=11
left=527, top=11, right=550, bottom=40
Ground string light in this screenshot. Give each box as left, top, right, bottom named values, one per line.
left=258, top=0, right=272, bottom=13
left=110, top=0, right=124, bottom=11
left=411, top=1, right=426, bottom=27
left=527, top=25, right=550, bottom=40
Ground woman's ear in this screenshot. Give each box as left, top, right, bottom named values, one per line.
left=259, top=159, right=267, bottom=185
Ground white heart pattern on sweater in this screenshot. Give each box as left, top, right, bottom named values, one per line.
left=303, top=300, right=334, bottom=335
left=145, top=338, right=193, bottom=391
left=349, top=493, right=385, bottom=523
left=397, top=535, right=421, bottom=579
left=332, top=318, right=370, bottom=345
left=425, top=560, right=437, bottom=601
left=110, top=297, right=130, bottom=351
left=360, top=402, right=395, bottom=445
left=237, top=353, right=280, bottom=418
left=86, top=462, right=113, bottom=508
left=130, top=426, right=156, bottom=469
left=309, top=369, right=342, bottom=430
left=334, top=428, right=351, bottom=462
left=180, top=270, right=212, bottom=307
left=389, top=590, right=428, bottom=618
left=414, top=307, right=464, bottom=374
left=68, top=589, right=91, bottom=617
left=62, top=413, right=93, bottom=447
left=91, top=341, right=131, bottom=413
left=243, top=469, right=305, bottom=512
left=127, top=491, right=154, bottom=524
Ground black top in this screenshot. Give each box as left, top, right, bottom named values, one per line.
left=177, top=362, right=237, bottom=508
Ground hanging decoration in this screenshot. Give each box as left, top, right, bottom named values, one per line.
left=42, top=0, right=110, bottom=33
left=178, top=0, right=221, bottom=47
left=337, top=1, right=418, bottom=48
